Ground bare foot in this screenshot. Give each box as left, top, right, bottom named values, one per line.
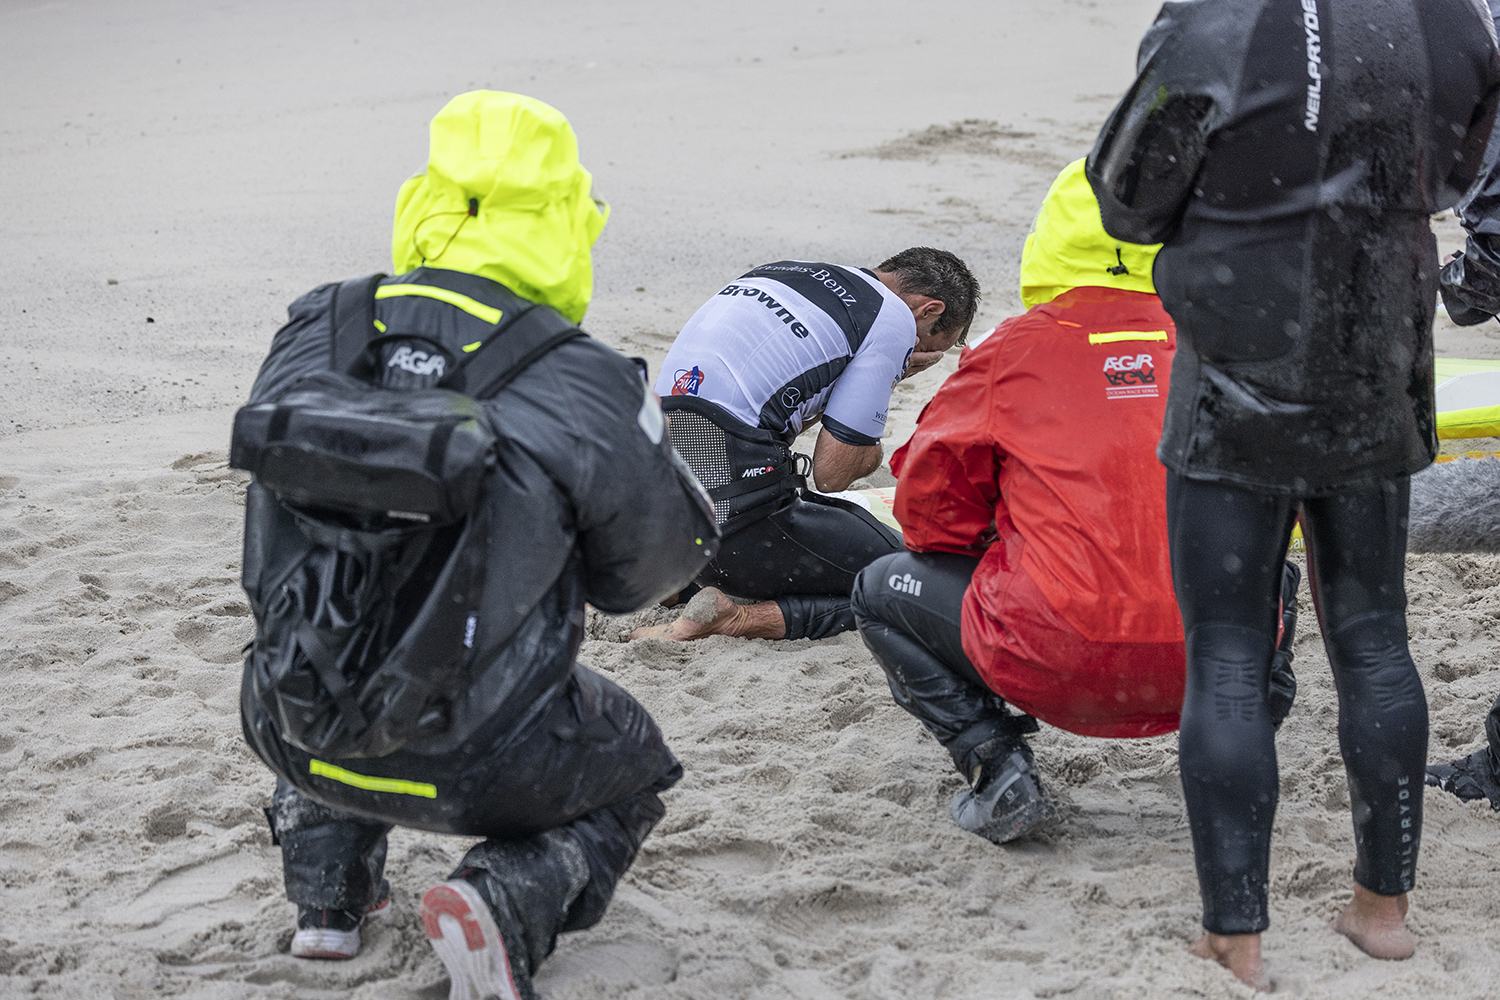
left=628, top=587, right=787, bottom=641
left=1188, top=932, right=1270, bottom=992
left=1331, top=885, right=1414, bottom=960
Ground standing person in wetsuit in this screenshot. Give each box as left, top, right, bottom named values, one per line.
left=1427, top=0, right=1500, bottom=816
left=632, top=248, right=979, bottom=642
left=1087, top=0, right=1500, bottom=988
left=237, top=92, right=717, bottom=999
left=855, top=160, right=1303, bottom=846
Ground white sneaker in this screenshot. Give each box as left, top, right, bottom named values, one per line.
left=420, top=879, right=532, bottom=1000
left=290, top=894, right=390, bottom=959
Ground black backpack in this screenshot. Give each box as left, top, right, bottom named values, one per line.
left=232, top=274, right=582, bottom=759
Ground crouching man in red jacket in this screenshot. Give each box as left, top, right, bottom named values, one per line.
left=852, top=160, right=1297, bottom=844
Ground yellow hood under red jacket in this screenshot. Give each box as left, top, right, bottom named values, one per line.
left=891, top=160, right=1181, bottom=738
left=390, top=91, right=608, bottom=324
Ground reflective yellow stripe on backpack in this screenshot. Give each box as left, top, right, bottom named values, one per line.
left=309, top=759, right=437, bottom=798
left=374, top=283, right=503, bottom=325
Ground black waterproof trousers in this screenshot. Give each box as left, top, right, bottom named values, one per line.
left=1167, top=472, right=1427, bottom=935
left=253, top=663, right=680, bottom=973
left=851, top=550, right=1036, bottom=774
left=703, top=490, right=902, bottom=640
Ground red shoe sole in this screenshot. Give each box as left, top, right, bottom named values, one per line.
left=420, top=881, right=525, bottom=1000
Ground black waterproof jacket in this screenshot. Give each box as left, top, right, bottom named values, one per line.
left=1088, top=0, right=1500, bottom=495
left=240, top=268, right=718, bottom=758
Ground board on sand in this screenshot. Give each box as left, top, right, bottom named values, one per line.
left=836, top=358, right=1500, bottom=555
left=1436, top=357, right=1500, bottom=438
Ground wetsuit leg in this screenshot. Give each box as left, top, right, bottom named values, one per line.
left=851, top=550, right=1031, bottom=772
left=703, top=491, right=902, bottom=639
left=267, top=779, right=392, bottom=912
left=1301, top=478, right=1427, bottom=897
left=1167, top=472, right=1298, bottom=935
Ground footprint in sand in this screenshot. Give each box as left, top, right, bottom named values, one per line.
left=681, top=839, right=781, bottom=876
left=172, top=616, right=253, bottom=664
left=537, top=935, right=680, bottom=989
left=104, top=853, right=262, bottom=929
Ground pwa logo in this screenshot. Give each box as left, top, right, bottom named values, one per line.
left=893, top=347, right=914, bottom=388
left=887, top=572, right=923, bottom=597
left=1102, top=353, right=1155, bottom=386
left=672, top=366, right=705, bottom=396
left=387, top=346, right=446, bottom=377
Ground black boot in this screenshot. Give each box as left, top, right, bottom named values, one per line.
left=1426, top=692, right=1500, bottom=810
left=950, top=736, right=1059, bottom=844
left=1426, top=745, right=1500, bottom=810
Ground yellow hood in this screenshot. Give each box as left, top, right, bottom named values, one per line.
left=391, top=91, right=609, bottom=323
left=1018, top=158, right=1161, bottom=311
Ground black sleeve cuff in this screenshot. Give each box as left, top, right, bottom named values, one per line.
left=821, top=416, right=881, bottom=447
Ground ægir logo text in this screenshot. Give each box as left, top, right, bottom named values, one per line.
left=387, top=346, right=446, bottom=378
left=1102, top=353, right=1155, bottom=386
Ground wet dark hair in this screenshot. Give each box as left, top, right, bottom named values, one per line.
left=876, top=246, right=980, bottom=342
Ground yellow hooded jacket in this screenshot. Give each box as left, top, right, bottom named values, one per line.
left=391, top=91, right=608, bottom=324
left=1018, top=158, right=1161, bottom=310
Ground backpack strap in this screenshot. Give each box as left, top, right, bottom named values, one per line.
left=440, top=303, right=585, bottom=399
left=328, top=273, right=388, bottom=378
left=329, top=271, right=582, bottom=397
left=294, top=621, right=372, bottom=737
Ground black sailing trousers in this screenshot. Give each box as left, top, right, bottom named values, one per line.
left=1167, top=472, right=1427, bottom=935
left=850, top=550, right=1034, bottom=774
left=251, top=663, right=680, bottom=974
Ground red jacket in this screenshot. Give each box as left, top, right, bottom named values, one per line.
left=890, top=287, right=1185, bottom=737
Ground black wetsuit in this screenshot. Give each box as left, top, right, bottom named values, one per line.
left=700, top=487, right=903, bottom=638
left=1169, top=474, right=1425, bottom=928
left=655, top=261, right=912, bottom=640
left=1089, top=0, right=1500, bottom=935
left=661, top=394, right=901, bottom=640
left=240, top=269, right=717, bottom=973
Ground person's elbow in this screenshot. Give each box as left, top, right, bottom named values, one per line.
left=810, top=433, right=883, bottom=492
left=811, top=467, right=856, bottom=493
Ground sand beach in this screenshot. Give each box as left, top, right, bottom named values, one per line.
left=3, top=2, right=1499, bottom=996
